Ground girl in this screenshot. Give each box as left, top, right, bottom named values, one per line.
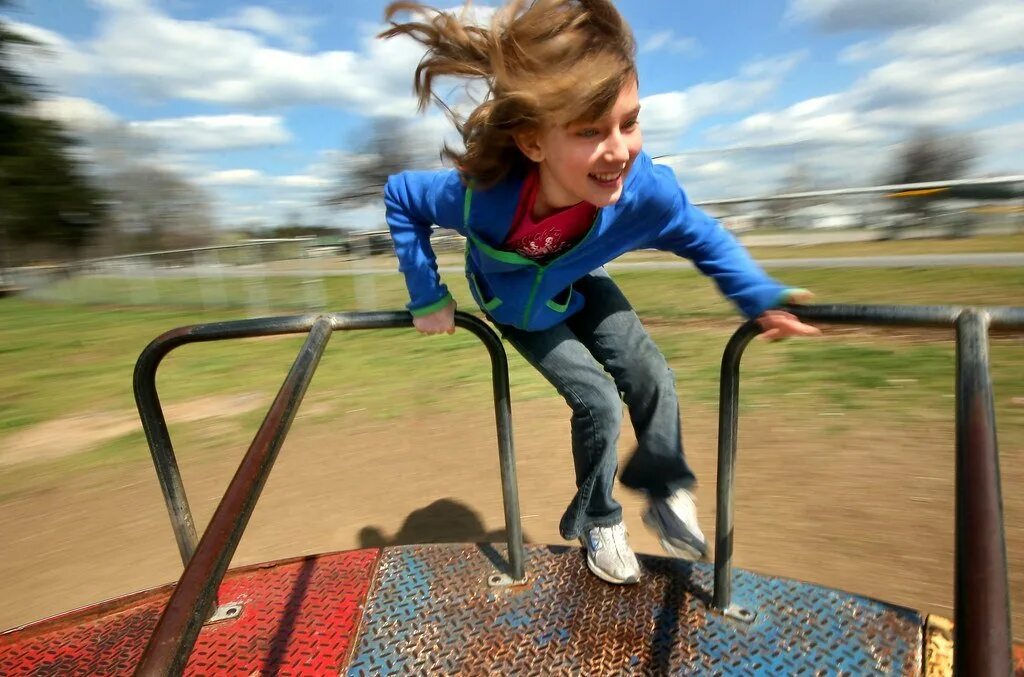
left=380, top=0, right=819, bottom=585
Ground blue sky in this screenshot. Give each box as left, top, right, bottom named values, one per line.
left=5, top=0, right=1023, bottom=229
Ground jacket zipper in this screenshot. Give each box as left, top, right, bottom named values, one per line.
left=464, top=186, right=601, bottom=328
left=521, top=269, right=545, bottom=327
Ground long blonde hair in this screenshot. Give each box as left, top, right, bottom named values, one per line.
left=380, top=0, right=637, bottom=187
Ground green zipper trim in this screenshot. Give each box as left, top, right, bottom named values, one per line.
left=545, top=285, right=572, bottom=312
left=471, top=274, right=503, bottom=311
left=464, top=238, right=503, bottom=311
left=462, top=185, right=599, bottom=327
left=522, top=270, right=546, bottom=326
left=464, top=188, right=539, bottom=266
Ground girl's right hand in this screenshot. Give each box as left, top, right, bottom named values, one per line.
left=413, top=300, right=457, bottom=335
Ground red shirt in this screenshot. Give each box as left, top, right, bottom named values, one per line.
left=503, top=169, right=596, bottom=262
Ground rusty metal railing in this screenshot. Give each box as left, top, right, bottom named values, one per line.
left=132, top=311, right=524, bottom=675
left=712, top=303, right=1023, bottom=677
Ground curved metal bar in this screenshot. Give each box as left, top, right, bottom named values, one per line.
left=133, top=314, right=325, bottom=566
left=711, top=320, right=762, bottom=611
left=452, top=313, right=525, bottom=581
left=135, top=317, right=334, bottom=676
left=712, top=302, right=1017, bottom=677
left=133, top=311, right=525, bottom=580
left=782, top=303, right=1024, bottom=330
left=954, top=310, right=1012, bottom=675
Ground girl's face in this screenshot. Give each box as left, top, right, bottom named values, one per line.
left=517, top=78, right=643, bottom=215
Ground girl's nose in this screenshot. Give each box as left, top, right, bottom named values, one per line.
left=603, top=130, right=630, bottom=164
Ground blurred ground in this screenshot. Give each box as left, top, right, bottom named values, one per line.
left=1, top=380, right=1022, bottom=640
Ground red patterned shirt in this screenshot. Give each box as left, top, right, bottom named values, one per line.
left=503, top=169, right=596, bottom=262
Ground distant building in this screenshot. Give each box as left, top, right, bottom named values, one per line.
left=787, top=202, right=861, bottom=230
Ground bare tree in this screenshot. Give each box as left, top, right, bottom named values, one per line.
left=888, top=128, right=976, bottom=185
left=885, top=128, right=978, bottom=236
left=105, top=165, right=213, bottom=251
left=324, top=117, right=437, bottom=208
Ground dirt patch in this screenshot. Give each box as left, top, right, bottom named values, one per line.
left=0, top=393, right=267, bottom=467
left=0, top=397, right=1021, bottom=641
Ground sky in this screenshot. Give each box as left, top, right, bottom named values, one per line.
left=5, top=0, right=1024, bottom=230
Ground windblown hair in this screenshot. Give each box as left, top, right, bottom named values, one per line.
left=380, top=0, right=637, bottom=187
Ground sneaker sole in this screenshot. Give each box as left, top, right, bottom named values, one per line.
left=642, top=511, right=706, bottom=562
left=579, top=541, right=641, bottom=585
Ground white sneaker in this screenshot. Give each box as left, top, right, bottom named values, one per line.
left=643, top=488, right=709, bottom=561
left=579, top=522, right=641, bottom=584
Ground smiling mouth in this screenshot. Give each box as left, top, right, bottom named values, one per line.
left=588, top=170, right=623, bottom=184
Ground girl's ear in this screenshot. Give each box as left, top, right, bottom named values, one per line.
left=514, top=128, right=545, bottom=163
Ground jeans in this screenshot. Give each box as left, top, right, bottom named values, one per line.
left=499, top=269, right=697, bottom=540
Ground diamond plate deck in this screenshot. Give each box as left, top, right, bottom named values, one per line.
left=348, top=544, right=924, bottom=675
left=0, top=549, right=378, bottom=676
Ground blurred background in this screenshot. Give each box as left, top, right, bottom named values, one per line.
left=0, top=0, right=1022, bottom=644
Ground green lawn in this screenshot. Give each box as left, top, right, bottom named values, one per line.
left=3, top=265, right=1022, bottom=460
left=3, top=254, right=1023, bottom=508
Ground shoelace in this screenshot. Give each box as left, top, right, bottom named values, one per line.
left=605, top=523, right=631, bottom=563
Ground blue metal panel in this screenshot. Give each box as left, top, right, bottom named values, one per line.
left=347, top=544, right=923, bottom=675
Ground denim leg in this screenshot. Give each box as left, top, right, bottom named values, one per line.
left=500, top=321, right=625, bottom=540
left=568, top=269, right=698, bottom=498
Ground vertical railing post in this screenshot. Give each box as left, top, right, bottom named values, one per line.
left=712, top=321, right=761, bottom=613
left=458, top=313, right=526, bottom=582
left=135, top=337, right=202, bottom=567
left=954, top=310, right=1012, bottom=675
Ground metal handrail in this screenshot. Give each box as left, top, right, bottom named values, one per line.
left=132, top=311, right=524, bottom=675
left=712, top=303, right=1022, bottom=677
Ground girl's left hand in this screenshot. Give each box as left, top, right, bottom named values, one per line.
left=756, top=289, right=821, bottom=341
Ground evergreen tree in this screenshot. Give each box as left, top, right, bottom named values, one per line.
left=1, top=3, right=106, bottom=262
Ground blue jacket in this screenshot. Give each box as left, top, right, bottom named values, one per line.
left=384, top=150, right=788, bottom=331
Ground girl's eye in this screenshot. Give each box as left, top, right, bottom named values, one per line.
left=623, top=118, right=638, bottom=130
left=576, top=128, right=600, bottom=138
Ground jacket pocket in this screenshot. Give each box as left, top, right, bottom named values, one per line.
left=544, top=284, right=573, bottom=312
left=468, top=271, right=503, bottom=311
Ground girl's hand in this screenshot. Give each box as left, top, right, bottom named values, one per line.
left=412, top=300, right=457, bottom=335
left=756, top=289, right=820, bottom=341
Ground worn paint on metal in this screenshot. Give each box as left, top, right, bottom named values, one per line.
left=925, top=615, right=954, bottom=677
left=347, top=544, right=923, bottom=675
left=0, top=549, right=378, bottom=676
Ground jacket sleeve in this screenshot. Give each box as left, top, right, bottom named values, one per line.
left=640, top=161, right=787, bottom=319
left=383, top=169, right=467, bottom=316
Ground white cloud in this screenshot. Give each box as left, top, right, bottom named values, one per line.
left=32, top=96, right=118, bottom=133
left=198, top=169, right=266, bottom=186
left=275, top=175, right=331, bottom=188
left=639, top=30, right=699, bottom=56
left=975, top=121, right=1024, bottom=174
left=216, top=6, right=317, bottom=51
left=81, top=2, right=423, bottom=113
left=689, top=0, right=1024, bottom=196
left=853, top=57, right=1024, bottom=128
left=6, top=20, right=95, bottom=84
left=640, top=53, right=805, bottom=153
left=842, top=1, right=1024, bottom=61
left=128, top=114, right=292, bottom=151
left=727, top=94, right=884, bottom=147
left=786, top=0, right=979, bottom=31
left=197, top=168, right=333, bottom=191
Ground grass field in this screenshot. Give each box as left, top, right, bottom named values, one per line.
left=2, top=263, right=1022, bottom=482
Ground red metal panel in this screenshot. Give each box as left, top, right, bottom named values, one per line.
left=0, top=549, right=379, bottom=676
